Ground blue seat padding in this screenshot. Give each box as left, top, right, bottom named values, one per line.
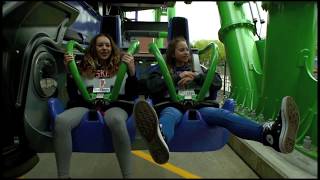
left=48, top=98, right=65, bottom=120
left=221, top=98, right=236, bottom=112
left=71, top=112, right=136, bottom=152
left=48, top=98, right=65, bottom=131
left=168, top=109, right=230, bottom=152
left=48, top=98, right=136, bottom=152
left=167, top=98, right=236, bottom=152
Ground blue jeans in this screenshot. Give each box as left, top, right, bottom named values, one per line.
left=159, top=106, right=263, bottom=143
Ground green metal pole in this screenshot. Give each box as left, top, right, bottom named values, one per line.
left=217, top=1, right=263, bottom=113
left=167, top=7, right=176, bottom=21
left=196, top=43, right=219, bottom=101
left=154, top=9, right=164, bottom=48
left=158, top=32, right=168, bottom=38
left=255, top=39, right=266, bottom=70
left=260, top=2, right=317, bottom=159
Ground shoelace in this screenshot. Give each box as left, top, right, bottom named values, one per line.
left=262, top=121, right=274, bottom=131
left=159, top=124, right=166, bottom=142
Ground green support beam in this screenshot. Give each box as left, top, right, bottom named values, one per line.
left=217, top=1, right=263, bottom=112
left=259, top=2, right=317, bottom=159
left=153, top=6, right=175, bottom=48
left=217, top=1, right=317, bottom=159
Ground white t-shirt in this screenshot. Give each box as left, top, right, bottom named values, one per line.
left=81, top=69, right=128, bottom=95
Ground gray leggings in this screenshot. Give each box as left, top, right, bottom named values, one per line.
left=53, top=107, right=132, bottom=178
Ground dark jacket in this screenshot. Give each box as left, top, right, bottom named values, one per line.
left=141, top=64, right=222, bottom=104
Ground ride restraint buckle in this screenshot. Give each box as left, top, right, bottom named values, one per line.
left=178, top=89, right=196, bottom=100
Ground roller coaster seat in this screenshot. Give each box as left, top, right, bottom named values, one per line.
left=168, top=17, right=222, bottom=100
left=47, top=14, right=133, bottom=153
left=48, top=16, right=135, bottom=152
left=48, top=97, right=136, bottom=153
left=100, top=15, right=122, bottom=47
left=48, top=79, right=235, bottom=153
left=168, top=109, right=229, bottom=152
left=149, top=17, right=232, bottom=151
left=47, top=14, right=233, bottom=153
left=152, top=98, right=235, bottom=152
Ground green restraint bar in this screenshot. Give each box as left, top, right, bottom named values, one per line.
left=66, top=40, right=90, bottom=101
left=109, top=40, right=140, bottom=101
left=66, top=40, right=140, bottom=102
left=148, top=43, right=180, bottom=102
left=148, top=42, right=220, bottom=103
left=196, top=42, right=220, bottom=101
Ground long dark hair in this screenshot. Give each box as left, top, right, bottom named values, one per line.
left=79, top=33, right=121, bottom=78
left=165, top=36, right=193, bottom=74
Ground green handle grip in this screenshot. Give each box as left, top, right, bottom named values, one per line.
left=109, top=40, right=140, bottom=101
left=198, top=42, right=215, bottom=55
left=66, top=40, right=140, bottom=103
left=148, top=43, right=179, bottom=102
left=66, top=40, right=92, bottom=102
left=158, top=32, right=168, bottom=38
left=196, top=43, right=219, bottom=101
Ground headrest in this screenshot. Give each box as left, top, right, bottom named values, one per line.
left=100, top=15, right=122, bottom=47
left=168, top=17, right=190, bottom=46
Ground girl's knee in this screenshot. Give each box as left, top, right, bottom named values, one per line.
left=198, top=107, right=231, bottom=119
left=104, top=107, right=128, bottom=127
left=54, top=116, right=71, bottom=131
left=198, top=107, right=220, bottom=113
left=162, top=107, right=183, bottom=116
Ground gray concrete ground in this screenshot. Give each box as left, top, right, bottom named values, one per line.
left=21, top=91, right=317, bottom=179
left=229, top=135, right=317, bottom=179
left=22, top=145, right=258, bottom=178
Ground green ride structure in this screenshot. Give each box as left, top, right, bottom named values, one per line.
left=151, top=1, right=317, bottom=159
left=217, top=2, right=317, bottom=159
left=129, top=1, right=317, bottom=160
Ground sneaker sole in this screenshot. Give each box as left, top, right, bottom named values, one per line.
left=133, top=100, right=169, bottom=164
left=279, top=96, right=300, bottom=153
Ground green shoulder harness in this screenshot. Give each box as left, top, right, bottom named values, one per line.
left=148, top=42, right=219, bottom=103
left=66, top=40, right=140, bottom=103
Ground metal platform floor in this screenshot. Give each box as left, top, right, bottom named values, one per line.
left=19, top=92, right=317, bottom=179
left=21, top=144, right=258, bottom=178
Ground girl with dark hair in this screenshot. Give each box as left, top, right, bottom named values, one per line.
left=133, top=37, right=300, bottom=165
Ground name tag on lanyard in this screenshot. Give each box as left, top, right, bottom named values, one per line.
left=93, top=78, right=110, bottom=93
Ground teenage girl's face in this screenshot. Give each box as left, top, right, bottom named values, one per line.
left=96, top=36, right=112, bottom=61
left=174, top=41, right=190, bottom=65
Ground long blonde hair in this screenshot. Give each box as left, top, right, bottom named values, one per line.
left=79, top=33, right=121, bottom=78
